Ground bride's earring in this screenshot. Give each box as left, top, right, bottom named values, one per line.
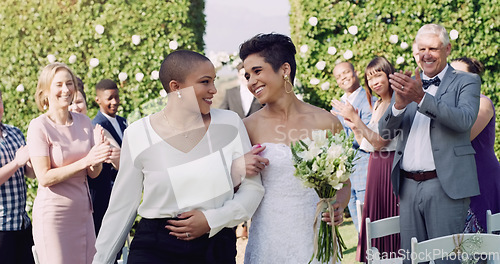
left=284, top=75, right=293, bottom=94
left=177, top=90, right=182, bottom=99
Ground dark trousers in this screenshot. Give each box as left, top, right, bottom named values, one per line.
left=128, top=218, right=236, bottom=264
left=0, top=225, right=35, bottom=264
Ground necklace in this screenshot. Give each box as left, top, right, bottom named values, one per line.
left=161, top=110, right=189, bottom=138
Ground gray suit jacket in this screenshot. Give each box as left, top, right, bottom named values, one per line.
left=379, top=65, right=481, bottom=200
left=220, top=86, right=263, bottom=119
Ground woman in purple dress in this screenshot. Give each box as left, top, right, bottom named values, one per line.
left=451, top=57, right=500, bottom=233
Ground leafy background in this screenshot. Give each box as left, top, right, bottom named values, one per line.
left=289, top=0, right=499, bottom=157
left=0, top=0, right=205, bottom=214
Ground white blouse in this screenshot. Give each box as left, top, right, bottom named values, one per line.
left=359, top=120, right=399, bottom=153
left=93, top=109, right=264, bottom=264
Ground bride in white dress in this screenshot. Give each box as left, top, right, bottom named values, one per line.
left=239, top=33, right=351, bottom=264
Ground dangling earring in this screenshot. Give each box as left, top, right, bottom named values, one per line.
left=177, top=90, right=182, bottom=99
left=284, top=75, right=293, bottom=94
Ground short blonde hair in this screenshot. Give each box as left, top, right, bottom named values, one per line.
left=35, top=63, right=77, bottom=112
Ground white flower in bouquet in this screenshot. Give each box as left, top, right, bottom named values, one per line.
left=132, top=35, right=141, bottom=45
left=151, top=70, right=159, bottom=80
left=389, top=34, right=399, bottom=44
left=95, top=24, right=104, bottom=35
left=169, top=40, right=178, bottom=50
left=16, top=84, right=25, bottom=92
left=309, top=17, right=318, bottom=26
left=327, top=46, right=337, bottom=55
left=68, top=54, right=77, bottom=64
left=89, top=58, right=99, bottom=68
left=118, top=72, right=128, bottom=82
left=290, top=130, right=357, bottom=263
left=450, top=29, right=459, bottom=40
left=47, top=54, right=56, bottom=63
left=348, top=25, right=358, bottom=35
left=135, top=72, right=144, bottom=82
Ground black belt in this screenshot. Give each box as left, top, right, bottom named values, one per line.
left=402, top=170, right=437, bottom=181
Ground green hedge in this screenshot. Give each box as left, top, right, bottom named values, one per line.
left=289, top=0, right=499, bottom=157
left=0, top=0, right=205, bottom=215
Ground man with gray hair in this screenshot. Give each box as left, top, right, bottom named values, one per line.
left=379, top=23, right=481, bottom=263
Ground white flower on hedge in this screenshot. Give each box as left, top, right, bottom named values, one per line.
left=343, top=50, right=353, bottom=60
left=396, top=56, right=405, bottom=65
left=308, top=17, right=318, bottom=26
left=389, top=35, right=399, bottom=44
left=169, top=40, right=178, bottom=50
left=315, top=61, right=326, bottom=71
left=132, top=35, right=141, bottom=45
left=95, top=24, right=104, bottom=35
left=68, top=54, right=77, bottom=64
left=47, top=54, right=56, bottom=63
left=89, top=58, right=99, bottom=68
left=300, top=44, right=308, bottom=54
left=118, top=72, right=128, bottom=82
left=310, top=78, right=320, bottom=85
left=151, top=70, right=159, bottom=80
left=450, top=29, right=459, bottom=40
left=16, top=84, right=25, bottom=92
left=327, top=46, right=337, bottom=55
left=135, top=72, right=144, bottom=82
left=159, top=89, right=167, bottom=97
left=348, top=25, right=358, bottom=35
left=400, top=42, right=409, bottom=50
left=321, top=82, right=330, bottom=91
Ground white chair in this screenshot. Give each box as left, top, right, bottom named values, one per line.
left=32, top=245, right=40, bottom=264
left=356, top=199, right=364, bottom=231
left=487, top=210, right=500, bottom=234
left=411, top=233, right=500, bottom=264
left=366, top=216, right=402, bottom=264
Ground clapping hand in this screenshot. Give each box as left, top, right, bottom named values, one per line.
left=13, top=145, right=30, bottom=168
left=330, top=99, right=359, bottom=124
left=389, top=68, right=425, bottom=109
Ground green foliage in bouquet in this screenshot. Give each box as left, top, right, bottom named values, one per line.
left=289, top=0, right=500, bottom=158
left=0, top=0, right=205, bottom=218
left=291, top=130, right=357, bottom=262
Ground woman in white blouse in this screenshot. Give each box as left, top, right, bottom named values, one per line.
left=331, top=56, right=400, bottom=262
left=92, top=50, right=266, bottom=264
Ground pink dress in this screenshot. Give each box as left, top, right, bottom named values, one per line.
left=28, top=112, right=96, bottom=264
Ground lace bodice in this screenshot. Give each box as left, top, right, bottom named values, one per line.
left=245, top=143, right=335, bottom=264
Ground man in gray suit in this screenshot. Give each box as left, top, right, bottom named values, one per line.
left=379, top=24, right=481, bottom=263
left=220, top=63, right=263, bottom=118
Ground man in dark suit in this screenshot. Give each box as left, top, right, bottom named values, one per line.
left=90, top=79, right=128, bottom=235
left=220, top=63, right=262, bottom=118
left=379, top=24, right=481, bottom=263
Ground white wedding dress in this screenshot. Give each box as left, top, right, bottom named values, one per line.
left=245, top=143, right=337, bottom=264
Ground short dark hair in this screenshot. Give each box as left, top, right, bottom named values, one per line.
left=364, top=56, right=395, bottom=109
left=96, top=79, right=118, bottom=93
left=451, top=57, right=484, bottom=75
left=159, top=50, right=211, bottom=92
left=239, top=33, right=297, bottom=83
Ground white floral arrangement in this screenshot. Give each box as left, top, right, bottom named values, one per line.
left=291, top=129, right=357, bottom=263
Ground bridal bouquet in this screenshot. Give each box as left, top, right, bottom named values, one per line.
left=291, top=130, right=356, bottom=263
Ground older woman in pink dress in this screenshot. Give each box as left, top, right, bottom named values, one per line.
left=27, top=63, right=111, bottom=264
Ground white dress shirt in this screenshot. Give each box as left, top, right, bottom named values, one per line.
left=93, top=109, right=264, bottom=264
left=240, top=84, right=255, bottom=116
left=101, top=112, right=123, bottom=139
left=392, top=64, right=449, bottom=172
left=341, top=86, right=362, bottom=105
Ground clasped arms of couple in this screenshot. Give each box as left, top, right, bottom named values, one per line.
left=92, top=34, right=350, bottom=264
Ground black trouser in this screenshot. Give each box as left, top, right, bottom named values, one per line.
left=128, top=218, right=236, bottom=264
left=0, top=224, right=35, bottom=264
